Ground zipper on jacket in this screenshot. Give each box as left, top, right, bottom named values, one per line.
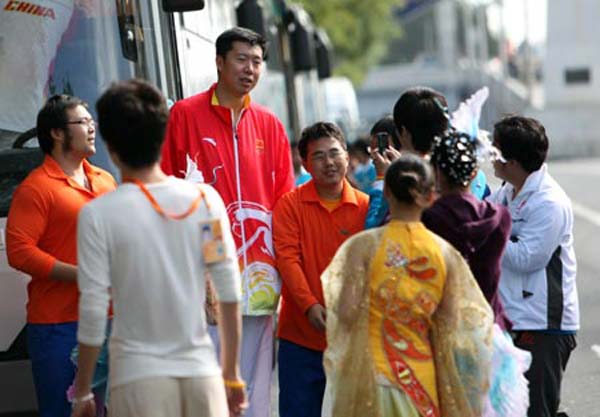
left=232, top=109, right=248, bottom=272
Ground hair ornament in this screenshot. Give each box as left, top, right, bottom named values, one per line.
left=448, top=86, right=503, bottom=162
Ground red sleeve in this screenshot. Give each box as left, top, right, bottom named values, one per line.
left=6, top=184, right=56, bottom=279
left=273, top=120, right=295, bottom=201
left=273, top=194, right=319, bottom=313
left=161, top=103, right=186, bottom=178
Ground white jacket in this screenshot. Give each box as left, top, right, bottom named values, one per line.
left=488, top=164, right=579, bottom=331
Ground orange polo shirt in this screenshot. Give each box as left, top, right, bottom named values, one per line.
left=6, top=155, right=116, bottom=324
left=273, top=179, right=369, bottom=351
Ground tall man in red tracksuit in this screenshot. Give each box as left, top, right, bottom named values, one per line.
left=161, top=27, right=294, bottom=417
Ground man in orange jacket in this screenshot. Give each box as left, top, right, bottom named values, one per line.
left=6, top=95, right=115, bottom=417
left=273, top=122, right=369, bottom=417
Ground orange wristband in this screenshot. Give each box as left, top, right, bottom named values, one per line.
left=224, top=379, right=246, bottom=389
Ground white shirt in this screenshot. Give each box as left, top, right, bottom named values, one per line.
left=77, top=177, right=241, bottom=387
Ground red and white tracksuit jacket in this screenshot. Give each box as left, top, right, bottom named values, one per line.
left=161, top=83, right=294, bottom=315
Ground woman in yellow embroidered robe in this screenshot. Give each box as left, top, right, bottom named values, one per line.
left=321, top=155, right=494, bottom=417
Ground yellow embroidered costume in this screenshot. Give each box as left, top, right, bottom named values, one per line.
left=322, top=221, right=494, bottom=417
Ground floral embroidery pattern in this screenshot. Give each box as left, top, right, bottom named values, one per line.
left=384, top=240, right=437, bottom=280
left=374, top=239, right=441, bottom=417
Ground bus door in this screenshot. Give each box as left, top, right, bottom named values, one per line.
left=0, top=0, right=182, bottom=413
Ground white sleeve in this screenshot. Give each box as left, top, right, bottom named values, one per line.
left=503, top=201, right=566, bottom=273
left=77, top=205, right=111, bottom=346
left=203, top=186, right=242, bottom=303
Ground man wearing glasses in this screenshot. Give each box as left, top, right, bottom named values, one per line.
left=272, top=122, right=369, bottom=417
left=5, top=95, right=115, bottom=417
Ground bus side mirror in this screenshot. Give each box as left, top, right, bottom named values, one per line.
left=161, top=0, right=205, bottom=13
left=286, top=5, right=316, bottom=72
left=237, top=0, right=266, bottom=38
left=314, top=28, right=333, bottom=79
left=116, top=0, right=138, bottom=62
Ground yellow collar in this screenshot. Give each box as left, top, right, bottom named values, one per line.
left=211, top=90, right=251, bottom=109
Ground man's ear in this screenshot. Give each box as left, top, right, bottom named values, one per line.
left=398, top=126, right=414, bottom=150
left=216, top=55, right=224, bottom=74
left=50, top=127, right=64, bottom=150
left=301, top=158, right=310, bottom=174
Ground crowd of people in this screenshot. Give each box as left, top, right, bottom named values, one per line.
left=5, top=26, right=579, bottom=417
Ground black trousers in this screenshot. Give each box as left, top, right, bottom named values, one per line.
left=512, top=331, right=577, bottom=417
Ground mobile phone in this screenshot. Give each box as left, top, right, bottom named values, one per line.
left=376, top=132, right=389, bottom=154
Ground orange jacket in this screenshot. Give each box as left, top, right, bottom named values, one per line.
left=273, top=180, right=369, bottom=351
left=6, top=156, right=116, bottom=323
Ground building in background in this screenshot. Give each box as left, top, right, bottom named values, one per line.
left=359, top=0, right=600, bottom=158
left=533, top=0, right=600, bottom=157
left=357, top=0, right=531, bottom=140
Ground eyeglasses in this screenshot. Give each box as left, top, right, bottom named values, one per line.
left=66, top=118, right=95, bottom=127
left=310, top=149, right=346, bottom=163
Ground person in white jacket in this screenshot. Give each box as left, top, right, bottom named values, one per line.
left=70, top=79, right=247, bottom=417
left=488, top=115, right=579, bottom=417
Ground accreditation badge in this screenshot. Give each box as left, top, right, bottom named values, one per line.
left=200, top=219, right=226, bottom=263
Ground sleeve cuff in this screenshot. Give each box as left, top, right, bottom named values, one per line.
left=209, top=263, right=242, bottom=303
left=39, top=257, right=57, bottom=279
left=301, top=298, right=320, bottom=314
left=77, top=318, right=107, bottom=347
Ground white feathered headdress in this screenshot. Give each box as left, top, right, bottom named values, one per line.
left=448, top=86, right=503, bottom=162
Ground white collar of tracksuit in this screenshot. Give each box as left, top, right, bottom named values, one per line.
left=499, top=163, right=547, bottom=207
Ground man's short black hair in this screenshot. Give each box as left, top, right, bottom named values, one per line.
left=393, top=87, right=448, bottom=154
left=298, top=122, right=346, bottom=160
left=216, top=27, right=268, bottom=60
left=96, top=79, right=168, bottom=169
left=36, top=94, right=86, bottom=154
left=493, top=115, right=549, bottom=173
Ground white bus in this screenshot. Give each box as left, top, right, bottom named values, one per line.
left=0, top=0, right=338, bottom=414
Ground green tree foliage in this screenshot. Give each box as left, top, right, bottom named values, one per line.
left=294, top=0, right=402, bottom=85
